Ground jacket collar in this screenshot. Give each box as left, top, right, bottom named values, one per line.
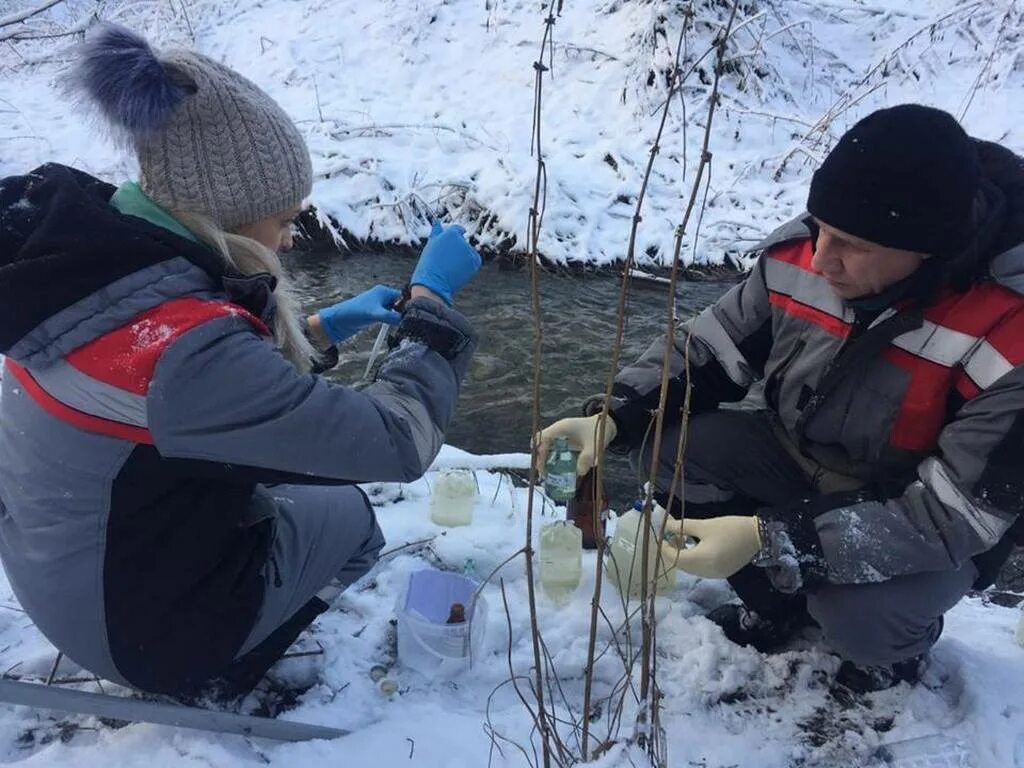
left=109, top=182, right=200, bottom=245
left=108, top=181, right=278, bottom=326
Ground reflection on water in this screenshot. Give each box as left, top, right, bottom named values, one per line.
left=288, top=251, right=733, bottom=507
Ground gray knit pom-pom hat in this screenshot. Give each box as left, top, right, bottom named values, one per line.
left=73, top=23, right=312, bottom=229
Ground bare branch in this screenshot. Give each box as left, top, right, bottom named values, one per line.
left=0, top=0, right=65, bottom=31
left=637, top=3, right=741, bottom=761
left=520, top=4, right=561, bottom=767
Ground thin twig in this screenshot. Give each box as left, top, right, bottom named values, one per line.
left=313, top=75, right=325, bottom=123
left=582, top=6, right=743, bottom=757
left=472, top=547, right=527, bottom=602
left=484, top=677, right=538, bottom=768
left=790, top=0, right=927, bottom=20
left=177, top=0, right=194, bottom=41
left=521, top=5, right=560, bottom=767
left=45, top=652, right=63, bottom=686
left=280, top=649, right=324, bottom=660
left=583, top=14, right=701, bottom=758
left=50, top=675, right=103, bottom=686
left=0, top=0, right=65, bottom=33
left=774, top=2, right=982, bottom=178
left=499, top=581, right=543, bottom=768
left=537, top=635, right=577, bottom=762
left=958, top=1, right=1015, bottom=121
left=638, top=4, right=740, bottom=759
left=378, top=536, right=437, bottom=561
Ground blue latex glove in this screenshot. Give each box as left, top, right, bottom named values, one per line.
left=318, top=285, right=402, bottom=345
left=410, top=220, right=482, bottom=305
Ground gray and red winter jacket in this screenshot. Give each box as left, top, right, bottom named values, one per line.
left=608, top=140, right=1024, bottom=593
left=0, top=164, right=475, bottom=693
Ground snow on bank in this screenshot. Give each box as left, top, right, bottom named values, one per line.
left=1, top=1, right=1021, bottom=266
left=0, top=449, right=1020, bottom=767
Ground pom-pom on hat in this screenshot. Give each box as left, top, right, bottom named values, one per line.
left=72, top=24, right=312, bottom=229
left=807, top=104, right=982, bottom=258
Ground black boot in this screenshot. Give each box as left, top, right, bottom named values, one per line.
left=834, top=654, right=925, bottom=694
left=706, top=602, right=816, bottom=654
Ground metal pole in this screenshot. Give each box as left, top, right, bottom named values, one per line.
left=0, top=678, right=348, bottom=743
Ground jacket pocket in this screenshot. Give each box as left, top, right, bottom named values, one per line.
left=765, top=339, right=806, bottom=410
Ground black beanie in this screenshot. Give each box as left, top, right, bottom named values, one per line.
left=806, top=104, right=982, bottom=257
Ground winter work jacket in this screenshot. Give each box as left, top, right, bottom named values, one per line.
left=608, top=140, right=1024, bottom=593
left=0, top=164, right=475, bottom=694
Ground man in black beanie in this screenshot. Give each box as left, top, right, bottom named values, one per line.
left=539, top=104, right=1024, bottom=692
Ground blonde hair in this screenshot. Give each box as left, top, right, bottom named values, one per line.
left=171, top=210, right=318, bottom=372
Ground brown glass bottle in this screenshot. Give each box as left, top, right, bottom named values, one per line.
left=445, top=602, right=466, bottom=624
left=566, top=469, right=607, bottom=550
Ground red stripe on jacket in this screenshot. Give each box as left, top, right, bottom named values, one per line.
left=5, top=359, right=155, bottom=444
left=8, top=298, right=269, bottom=443
left=65, top=298, right=268, bottom=394
left=766, top=241, right=852, bottom=336
left=764, top=239, right=1024, bottom=452
left=768, top=240, right=816, bottom=271
left=768, top=292, right=851, bottom=337
left=882, top=347, right=950, bottom=452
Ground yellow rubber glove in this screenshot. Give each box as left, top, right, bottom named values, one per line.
left=534, top=414, right=617, bottom=476
left=661, top=516, right=762, bottom=579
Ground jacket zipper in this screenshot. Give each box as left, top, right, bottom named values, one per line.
left=766, top=338, right=806, bottom=409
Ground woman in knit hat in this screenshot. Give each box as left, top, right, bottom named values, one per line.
left=0, top=24, right=480, bottom=699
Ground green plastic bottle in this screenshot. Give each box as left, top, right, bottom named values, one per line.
left=545, top=436, right=577, bottom=503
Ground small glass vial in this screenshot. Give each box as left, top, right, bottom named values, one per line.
left=544, top=436, right=577, bottom=504
left=446, top=602, right=466, bottom=624
left=430, top=469, right=476, bottom=527
left=539, top=520, right=582, bottom=603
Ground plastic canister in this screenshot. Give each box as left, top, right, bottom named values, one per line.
left=430, top=470, right=477, bottom=527
left=539, top=521, right=582, bottom=603
left=605, top=502, right=677, bottom=598
left=397, top=568, right=488, bottom=677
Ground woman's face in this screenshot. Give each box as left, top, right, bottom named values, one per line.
left=235, top=207, right=302, bottom=252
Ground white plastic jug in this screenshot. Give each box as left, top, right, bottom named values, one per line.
left=539, top=521, right=582, bottom=603
left=430, top=470, right=476, bottom=527
left=605, top=503, right=677, bottom=598
left=397, top=569, right=488, bottom=677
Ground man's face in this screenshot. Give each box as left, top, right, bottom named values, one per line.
left=810, top=218, right=927, bottom=299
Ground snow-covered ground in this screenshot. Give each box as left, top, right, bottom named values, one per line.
left=1, top=0, right=1022, bottom=265
left=0, top=448, right=1020, bottom=767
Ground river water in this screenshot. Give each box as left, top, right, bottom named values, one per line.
left=289, top=251, right=733, bottom=506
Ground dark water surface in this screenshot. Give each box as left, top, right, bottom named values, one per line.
left=289, top=252, right=733, bottom=506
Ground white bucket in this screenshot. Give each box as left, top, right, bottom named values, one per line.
left=397, top=569, right=488, bottom=677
